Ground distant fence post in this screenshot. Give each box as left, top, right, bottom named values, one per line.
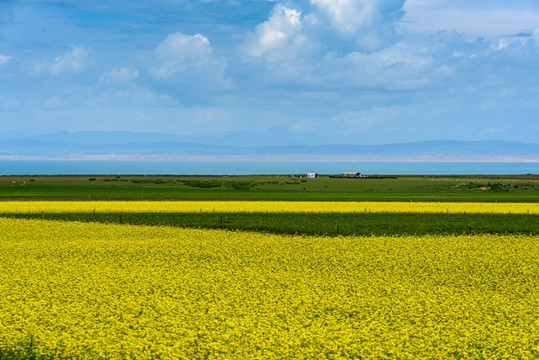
left=41, top=211, right=44, bottom=219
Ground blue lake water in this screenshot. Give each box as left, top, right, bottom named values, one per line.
left=0, top=161, right=538, bottom=175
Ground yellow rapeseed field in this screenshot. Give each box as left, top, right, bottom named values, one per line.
left=0, top=200, right=537, bottom=214
left=0, top=218, right=537, bottom=359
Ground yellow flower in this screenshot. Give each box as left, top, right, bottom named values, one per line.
left=0, top=200, right=537, bottom=214
left=0, top=218, right=536, bottom=358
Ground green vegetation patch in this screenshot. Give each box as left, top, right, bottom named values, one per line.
left=0, top=174, right=538, bottom=201
left=4, top=212, right=537, bottom=237
left=181, top=179, right=223, bottom=188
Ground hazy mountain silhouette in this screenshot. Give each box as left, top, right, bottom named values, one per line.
left=1, top=131, right=537, bottom=161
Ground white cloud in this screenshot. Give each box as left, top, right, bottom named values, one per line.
left=402, top=1, right=539, bottom=38
left=314, top=43, right=435, bottom=91
left=310, top=0, right=377, bottom=35
left=309, top=0, right=405, bottom=51
left=3, top=0, right=537, bottom=145
left=0, top=54, right=14, bottom=65
left=33, top=45, right=92, bottom=75
left=247, top=4, right=303, bottom=57
left=99, top=68, right=139, bottom=85
left=49, top=46, right=90, bottom=75
left=152, top=32, right=212, bottom=78
left=149, top=32, right=232, bottom=94
left=251, top=38, right=440, bottom=93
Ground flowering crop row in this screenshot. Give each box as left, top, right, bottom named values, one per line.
left=0, top=218, right=537, bottom=359
left=0, top=200, right=537, bottom=214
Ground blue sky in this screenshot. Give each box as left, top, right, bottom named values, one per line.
left=1, top=0, right=538, bottom=145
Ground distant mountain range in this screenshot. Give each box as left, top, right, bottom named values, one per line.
left=0, top=131, right=538, bottom=161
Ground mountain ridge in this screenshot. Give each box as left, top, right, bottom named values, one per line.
left=0, top=131, right=537, bottom=161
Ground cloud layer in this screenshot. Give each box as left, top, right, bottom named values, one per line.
left=0, top=0, right=538, bottom=144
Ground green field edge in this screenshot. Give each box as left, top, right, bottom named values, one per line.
left=0, top=191, right=536, bottom=202
left=1, top=174, right=538, bottom=202
left=3, top=212, right=538, bottom=237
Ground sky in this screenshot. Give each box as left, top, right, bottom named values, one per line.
left=0, top=0, right=538, bottom=146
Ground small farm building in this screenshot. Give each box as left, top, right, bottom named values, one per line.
left=342, top=172, right=363, bottom=178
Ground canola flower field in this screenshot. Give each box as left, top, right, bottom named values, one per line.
left=0, top=200, right=538, bottom=214
left=0, top=217, right=537, bottom=359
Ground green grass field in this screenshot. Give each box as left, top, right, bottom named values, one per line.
left=1, top=174, right=538, bottom=201
left=4, top=212, right=537, bottom=237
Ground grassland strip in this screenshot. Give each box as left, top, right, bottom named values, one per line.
left=1, top=174, right=538, bottom=202
left=3, top=212, right=537, bottom=236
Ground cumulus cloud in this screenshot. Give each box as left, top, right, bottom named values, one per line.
left=243, top=0, right=537, bottom=96
left=247, top=4, right=303, bottom=57
left=246, top=1, right=406, bottom=57
left=149, top=32, right=232, bottom=95
left=0, top=54, right=14, bottom=65
left=34, top=45, right=92, bottom=75
left=309, top=0, right=405, bottom=51
left=241, top=1, right=441, bottom=93
left=242, top=0, right=411, bottom=89
left=152, top=32, right=212, bottom=78
left=311, top=0, right=377, bottom=35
